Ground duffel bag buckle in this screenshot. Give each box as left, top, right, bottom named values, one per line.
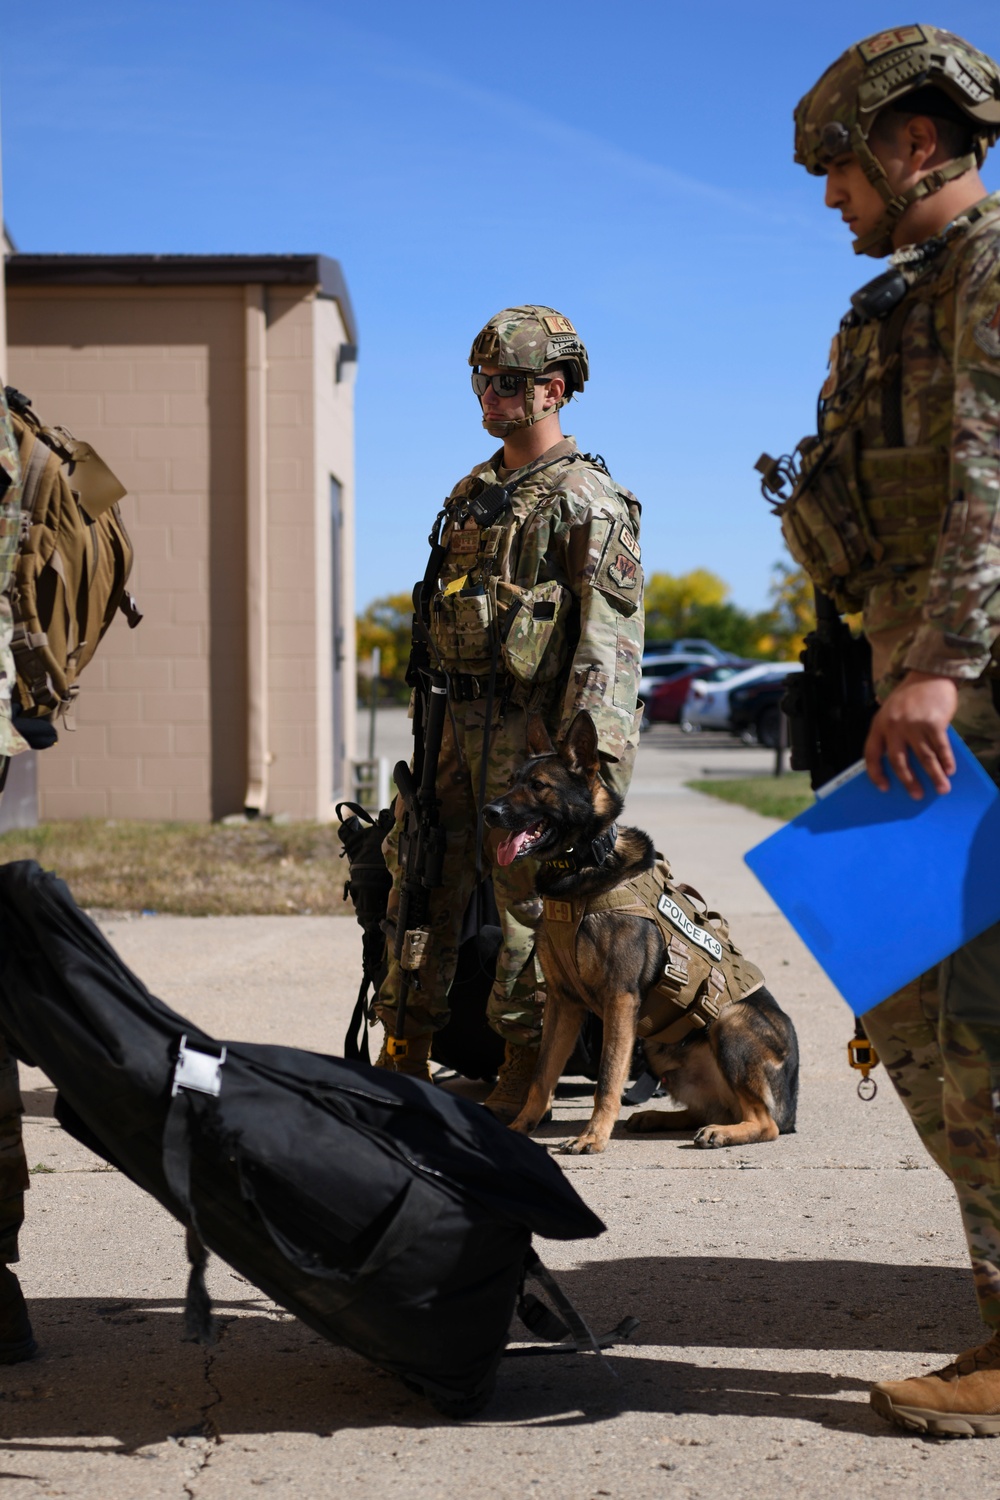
left=172, top=1036, right=227, bottom=1098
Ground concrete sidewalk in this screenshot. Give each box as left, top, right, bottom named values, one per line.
left=2, top=718, right=992, bottom=1498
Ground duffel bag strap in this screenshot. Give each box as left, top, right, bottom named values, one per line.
left=162, top=1035, right=228, bottom=1345
left=507, top=1248, right=639, bottom=1372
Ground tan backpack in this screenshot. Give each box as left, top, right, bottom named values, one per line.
left=4, top=387, right=142, bottom=723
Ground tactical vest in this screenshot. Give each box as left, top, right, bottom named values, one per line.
left=429, top=451, right=641, bottom=697
left=540, top=856, right=764, bottom=1052
left=773, top=201, right=1000, bottom=612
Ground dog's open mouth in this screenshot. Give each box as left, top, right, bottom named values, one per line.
left=495, top=821, right=547, bottom=867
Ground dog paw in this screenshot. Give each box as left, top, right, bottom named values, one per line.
left=625, top=1110, right=666, bottom=1134
left=560, top=1135, right=606, bottom=1155
left=693, top=1126, right=731, bottom=1149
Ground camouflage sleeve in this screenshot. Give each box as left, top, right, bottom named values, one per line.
left=556, top=490, right=645, bottom=760
left=0, top=392, right=27, bottom=758
left=903, top=236, right=1000, bottom=679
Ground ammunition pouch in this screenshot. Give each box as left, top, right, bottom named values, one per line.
left=779, top=430, right=948, bottom=607
left=429, top=585, right=495, bottom=674
left=494, top=578, right=571, bottom=686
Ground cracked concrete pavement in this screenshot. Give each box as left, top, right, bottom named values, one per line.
left=1, top=714, right=995, bottom=1498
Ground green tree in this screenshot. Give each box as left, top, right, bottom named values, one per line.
left=643, top=569, right=778, bottom=658
left=356, top=592, right=412, bottom=700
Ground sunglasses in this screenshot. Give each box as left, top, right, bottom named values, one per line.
left=471, top=370, right=554, bottom=399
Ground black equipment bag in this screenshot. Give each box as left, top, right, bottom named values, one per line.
left=0, top=861, right=607, bottom=1417
left=338, top=802, right=505, bottom=1080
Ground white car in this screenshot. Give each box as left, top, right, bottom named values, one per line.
left=680, top=662, right=803, bottom=734
left=638, top=652, right=722, bottom=702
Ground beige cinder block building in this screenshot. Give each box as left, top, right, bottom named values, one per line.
left=5, top=254, right=357, bottom=822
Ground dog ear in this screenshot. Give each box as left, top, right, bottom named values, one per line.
left=525, top=714, right=555, bottom=759
left=561, top=710, right=600, bottom=779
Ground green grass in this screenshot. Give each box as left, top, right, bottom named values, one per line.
left=0, top=819, right=356, bottom=916
left=685, top=772, right=814, bottom=822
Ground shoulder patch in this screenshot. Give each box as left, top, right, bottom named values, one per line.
left=593, top=518, right=643, bottom=613
left=974, top=304, right=1000, bottom=358
left=618, top=521, right=641, bottom=563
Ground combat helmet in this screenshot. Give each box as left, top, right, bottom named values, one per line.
left=795, top=25, right=1000, bottom=256
left=469, top=305, right=588, bottom=435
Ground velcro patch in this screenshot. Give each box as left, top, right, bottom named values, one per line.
left=448, top=529, right=480, bottom=554
left=542, top=314, right=576, bottom=335
left=857, top=25, right=926, bottom=63
left=543, top=898, right=575, bottom=923
left=619, top=523, right=641, bottom=562
left=657, top=894, right=723, bottom=962
left=975, top=305, right=1000, bottom=358
left=607, top=553, right=638, bottom=591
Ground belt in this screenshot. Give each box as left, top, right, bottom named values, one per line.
left=449, top=671, right=510, bottom=703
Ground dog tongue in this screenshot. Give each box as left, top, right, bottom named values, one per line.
left=496, top=829, right=532, bottom=867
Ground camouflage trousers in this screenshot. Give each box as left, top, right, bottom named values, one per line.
left=376, top=699, right=546, bottom=1045
left=0, top=1036, right=28, bottom=1264
left=375, top=696, right=637, bottom=1046
left=864, top=922, right=1000, bottom=1330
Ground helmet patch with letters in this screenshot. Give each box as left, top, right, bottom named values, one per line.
left=857, top=25, right=927, bottom=64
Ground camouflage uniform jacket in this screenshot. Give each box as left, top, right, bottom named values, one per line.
left=429, top=436, right=644, bottom=762
left=783, top=191, right=1000, bottom=696
left=0, top=389, right=26, bottom=758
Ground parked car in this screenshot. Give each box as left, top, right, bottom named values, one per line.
left=643, top=639, right=736, bottom=664
left=728, top=672, right=801, bottom=748
left=680, top=662, right=802, bottom=736
left=644, top=662, right=745, bottom=727
left=638, top=652, right=721, bottom=701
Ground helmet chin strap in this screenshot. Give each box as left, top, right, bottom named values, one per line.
left=480, top=372, right=571, bottom=436
left=849, top=124, right=979, bottom=257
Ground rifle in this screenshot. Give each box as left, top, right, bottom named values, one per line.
left=754, top=453, right=877, bottom=792
left=384, top=511, right=452, bottom=1061
left=783, top=588, right=878, bottom=792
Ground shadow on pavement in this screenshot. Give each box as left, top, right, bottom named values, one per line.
left=0, top=1254, right=978, bottom=1448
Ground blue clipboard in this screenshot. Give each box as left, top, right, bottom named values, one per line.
left=743, top=729, right=1000, bottom=1013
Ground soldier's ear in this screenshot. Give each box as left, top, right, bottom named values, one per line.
left=561, top=711, right=599, bottom=779
left=526, top=714, right=555, bottom=758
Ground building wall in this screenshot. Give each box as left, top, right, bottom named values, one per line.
left=313, top=293, right=356, bottom=816
left=6, top=277, right=354, bottom=823
left=7, top=285, right=248, bottom=820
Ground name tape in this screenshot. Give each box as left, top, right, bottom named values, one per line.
left=656, top=894, right=723, bottom=961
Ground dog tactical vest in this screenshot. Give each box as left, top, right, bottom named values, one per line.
left=766, top=198, right=1000, bottom=612
left=541, top=856, right=764, bottom=1048
left=5, top=392, right=141, bottom=722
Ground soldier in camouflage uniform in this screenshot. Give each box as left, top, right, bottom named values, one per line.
left=782, top=26, right=1000, bottom=1434
left=0, top=386, right=36, bottom=1363
left=374, top=307, right=644, bottom=1120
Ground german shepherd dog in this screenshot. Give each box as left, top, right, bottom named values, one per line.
left=483, top=711, right=799, bottom=1155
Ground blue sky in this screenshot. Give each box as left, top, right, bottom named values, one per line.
left=3, top=2, right=999, bottom=613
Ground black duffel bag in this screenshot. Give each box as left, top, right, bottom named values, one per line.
left=0, top=861, right=614, bottom=1416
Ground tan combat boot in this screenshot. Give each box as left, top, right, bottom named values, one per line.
left=871, top=1331, right=1000, bottom=1436
left=373, top=1030, right=434, bottom=1082
left=483, top=1041, right=542, bottom=1125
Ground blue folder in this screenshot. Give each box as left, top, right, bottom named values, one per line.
left=743, top=729, right=1000, bottom=1013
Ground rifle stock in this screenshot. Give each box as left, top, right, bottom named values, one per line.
left=390, top=674, right=448, bottom=1050
left=784, top=589, right=877, bottom=791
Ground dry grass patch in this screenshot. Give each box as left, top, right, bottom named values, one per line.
left=0, top=819, right=355, bottom=916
